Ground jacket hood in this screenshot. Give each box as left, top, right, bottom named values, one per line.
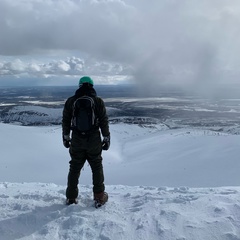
left=75, top=85, right=97, bottom=98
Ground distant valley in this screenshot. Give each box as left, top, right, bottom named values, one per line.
left=1, top=85, right=240, bottom=134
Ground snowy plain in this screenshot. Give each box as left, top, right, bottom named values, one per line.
left=1, top=122, right=240, bottom=239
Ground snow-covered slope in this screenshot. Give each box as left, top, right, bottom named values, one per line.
left=1, top=122, right=240, bottom=239
left=0, top=105, right=62, bottom=125
left=1, top=122, right=240, bottom=188
left=1, top=183, right=240, bottom=240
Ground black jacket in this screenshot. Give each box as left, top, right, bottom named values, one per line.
left=62, top=85, right=110, bottom=137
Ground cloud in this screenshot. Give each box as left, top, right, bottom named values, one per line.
left=0, top=0, right=133, bottom=58
left=0, top=57, right=131, bottom=84
left=1, top=0, right=240, bottom=90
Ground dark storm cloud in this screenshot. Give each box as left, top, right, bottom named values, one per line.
left=1, top=0, right=240, bottom=90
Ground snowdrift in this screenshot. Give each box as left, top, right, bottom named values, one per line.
left=1, top=122, right=240, bottom=239
left=1, top=182, right=240, bottom=240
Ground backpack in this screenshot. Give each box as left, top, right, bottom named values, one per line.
left=71, top=96, right=96, bottom=133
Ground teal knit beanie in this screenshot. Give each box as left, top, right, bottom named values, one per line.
left=79, top=76, right=94, bottom=87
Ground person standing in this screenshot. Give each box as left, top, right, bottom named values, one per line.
left=62, top=76, right=110, bottom=206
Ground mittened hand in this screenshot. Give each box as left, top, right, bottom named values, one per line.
left=102, top=135, right=110, bottom=151
left=63, top=134, right=71, bottom=148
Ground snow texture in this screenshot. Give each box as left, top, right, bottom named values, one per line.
left=0, top=122, right=240, bottom=239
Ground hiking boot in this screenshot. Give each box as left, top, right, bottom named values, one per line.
left=94, top=192, right=108, bottom=206
left=66, top=198, right=78, bottom=205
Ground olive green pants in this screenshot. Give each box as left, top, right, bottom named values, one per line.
left=66, top=131, right=105, bottom=199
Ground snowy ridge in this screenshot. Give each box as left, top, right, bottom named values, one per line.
left=1, top=183, right=240, bottom=240
left=1, top=105, right=62, bottom=125
left=1, top=122, right=240, bottom=239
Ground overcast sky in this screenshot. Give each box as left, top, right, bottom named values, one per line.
left=0, top=0, right=240, bottom=92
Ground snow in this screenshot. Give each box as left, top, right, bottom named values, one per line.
left=5, top=106, right=62, bottom=125
left=0, top=122, right=240, bottom=239
left=21, top=100, right=64, bottom=105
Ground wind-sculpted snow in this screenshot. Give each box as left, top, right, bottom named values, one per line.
left=1, top=84, right=240, bottom=239
left=0, top=121, right=240, bottom=239
left=0, top=183, right=240, bottom=240
left=1, top=122, right=240, bottom=188
left=1, top=106, right=62, bottom=125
